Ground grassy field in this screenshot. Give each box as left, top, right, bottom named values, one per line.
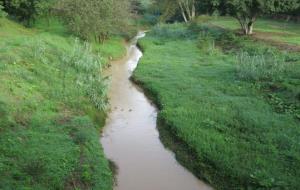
left=133, top=23, right=300, bottom=189
left=208, top=16, right=300, bottom=46
left=0, top=18, right=126, bottom=189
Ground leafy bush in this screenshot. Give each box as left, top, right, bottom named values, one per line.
left=0, top=4, right=7, bottom=18
left=142, top=13, right=159, bottom=25
left=236, top=51, right=288, bottom=81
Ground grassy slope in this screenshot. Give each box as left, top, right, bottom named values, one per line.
left=133, top=25, right=300, bottom=189
left=0, top=18, right=125, bottom=189
left=209, top=16, right=300, bottom=46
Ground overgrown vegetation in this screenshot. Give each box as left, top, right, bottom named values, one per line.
left=0, top=4, right=7, bottom=18
left=236, top=51, right=287, bottom=81
left=0, top=17, right=126, bottom=189
left=55, top=0, right=132, bottom=42
left=133, top=22, right=300, bottom=189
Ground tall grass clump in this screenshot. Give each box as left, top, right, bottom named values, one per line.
left=188, top=23, right=224, bottom=38
left=151, top=23, right=193, bottom=40
left=27, top=39, right=48, bottom=64
left=197, top=31, right=219, bottom=55
left=236, top=51, right=288, bottom=81
left=61, top=39, right=108, bottom=110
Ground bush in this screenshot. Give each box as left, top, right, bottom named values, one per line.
left=0, top=5, right=7, bottom=18
left=142, top=13, right=159, bottom=25
left=236, top=51, right=288, bottom=81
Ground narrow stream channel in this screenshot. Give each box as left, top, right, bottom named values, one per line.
left=101, top=32, right=212, bottom=190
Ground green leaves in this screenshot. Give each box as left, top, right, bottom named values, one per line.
left=0, top=4, right=7, bottom=18
left=55, top=0, right=131, bottom=42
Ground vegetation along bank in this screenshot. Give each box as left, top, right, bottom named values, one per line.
left=0, top=0, right=136, bottom=188
left=132, top=22, right=300, bottom=190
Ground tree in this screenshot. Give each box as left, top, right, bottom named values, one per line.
left=55, top=0, right=131, bottom=42
left=178, top=0, right=196, bottom=22
left=156, top=0, right=197, bottom=22
left=0, top=3, right=7, bottom=18
left=0, top=0, right=56, bottom=25
left=225, top=0, right=300, bottom=35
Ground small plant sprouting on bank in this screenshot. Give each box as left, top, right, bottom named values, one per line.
left=236, top=51, right=288, bottom=82
left=197, top=31, right=218, bottom=55
left=30, top=40, right=48, bottom=64
left=60, top=39, right=108, bottom=110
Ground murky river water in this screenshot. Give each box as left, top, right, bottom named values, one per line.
left=100, top=32, right=212, bottom=190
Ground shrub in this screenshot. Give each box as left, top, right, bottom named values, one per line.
left=0, top=5, right=7, bottom=18
left=236, top=51, right=288, bottom=81
left=143, top=13, right=159, bottom=25
left=23, top=159, right=46, bottom=180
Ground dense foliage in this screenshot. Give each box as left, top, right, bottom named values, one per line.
left=0, top=4, right=7, bottom=18
left=224, top=0, right=300, bottom=34
left=0, top=0, right=139, bottom=42
left=55, top=0, right=132, bottom=42
left=0, top=0, right=55, bottom=24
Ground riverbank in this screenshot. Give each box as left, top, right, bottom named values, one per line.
left=0, top=18, right=126, bottom=189
left=132, top=23, right=300, bottom=189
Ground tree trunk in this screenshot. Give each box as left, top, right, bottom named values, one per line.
left=237, top=17, right=255, bottom=35
left=178, top=2, right=188, bottom=23
left=191, top=3, right=195, bottom=19
left=247, top=22, right=253, bottom=35
left=177, top=0, right=195, bottom=22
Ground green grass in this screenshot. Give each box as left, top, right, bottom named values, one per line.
left=133, top=24, right=300, bottom=189
left=209, top=16, right=300, bottom=46
left=92, top=37, right=126, bottom=64
left=0, top=17, right=126, bottom=189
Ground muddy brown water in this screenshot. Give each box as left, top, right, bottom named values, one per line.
left=100, top=32, right=212, bottom=190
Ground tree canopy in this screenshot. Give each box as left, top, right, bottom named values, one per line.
left=154, top=0, right=197, bottom=22
left=0, top=0, right=55, bottom=24
left=225, top=0, right=300, bottom=34
left=154, top=0, right=299, bottom=34
left=0, top=3, right=7, bottom=18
